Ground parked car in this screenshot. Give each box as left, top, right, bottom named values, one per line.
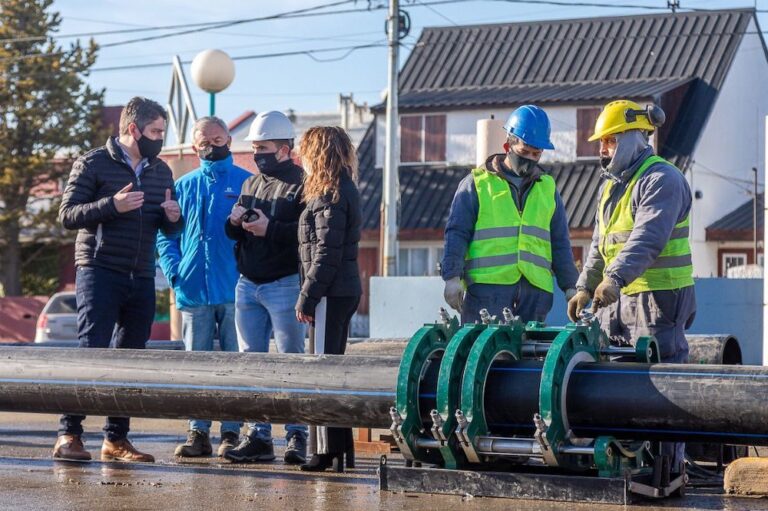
left=34, top=291, right=78, bottom=343
left=34, top=290, right=172, bottom=343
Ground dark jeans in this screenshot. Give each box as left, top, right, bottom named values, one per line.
left=58, top=265, right=155, bottom=441
left=314, top=296, right=359, bottom=455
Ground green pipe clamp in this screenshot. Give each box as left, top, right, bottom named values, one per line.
left=391, top=312, right=459, bottom=464
left=534, top=320, right=603, bottom=470
left=455, top=321, right=524, bottom=464
left=430, top=323, right=487, bottom=469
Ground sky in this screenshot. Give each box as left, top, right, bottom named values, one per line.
left=52, top=0, right=768, bottom=138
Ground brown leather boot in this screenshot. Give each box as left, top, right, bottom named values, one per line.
left=53, top=434, right=92, bottom=461
left=101, top=438, right=155, bottom=463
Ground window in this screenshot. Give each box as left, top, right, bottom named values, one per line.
left=398, top=246, right=443, bottom=276
left=400, top=114, right=446, bottom=163
left=722, top=253, right=747, bottom=276
left=576, top=108, right=601, bottom=158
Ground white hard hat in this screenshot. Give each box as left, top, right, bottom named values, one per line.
left=244, top=111, right=295, bottom=142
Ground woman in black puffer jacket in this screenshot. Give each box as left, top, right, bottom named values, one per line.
left=295, top=126, right=362, bottom=472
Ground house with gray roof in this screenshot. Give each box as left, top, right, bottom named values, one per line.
left=357, top=8, right=768, bottom=286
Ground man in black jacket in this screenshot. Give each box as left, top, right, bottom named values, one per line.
left=54, top=97, right=182, bottom=463
left=223, top=110, right=308, bottom=465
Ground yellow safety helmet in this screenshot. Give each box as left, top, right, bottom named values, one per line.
left=589, top=100, right=665, bottom=142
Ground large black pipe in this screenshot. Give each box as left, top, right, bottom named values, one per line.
left=1, top=348, right=767, bottom=445
left=0, top=348, right=399, bottom=428
left=482, top=361, right=768, bottom=445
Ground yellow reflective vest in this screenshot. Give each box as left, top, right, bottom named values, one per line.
left=465, top=168, right=555, bottom=292
left=597, top=155, right=694, bottom=295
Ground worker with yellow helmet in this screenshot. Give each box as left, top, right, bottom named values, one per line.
left=567, top=99, right=695, bottom=473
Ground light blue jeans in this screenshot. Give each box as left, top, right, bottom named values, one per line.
left=235, top=274, right=307, bottom=441
left=181, top=303, right=242, bottom=436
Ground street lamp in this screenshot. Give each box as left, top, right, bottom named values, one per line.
left=190, top=49, right=235, bottom=116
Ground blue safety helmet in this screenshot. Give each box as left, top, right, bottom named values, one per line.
left=502, top=105, right=555, bottom=150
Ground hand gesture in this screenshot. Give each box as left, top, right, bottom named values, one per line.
left=113, top=182, right=144, bottom=213
left=229, top=204, right=246, bottom=226
left=161, top=189, right=181, bottom=223
left=242, top=209, right=269, bottom=237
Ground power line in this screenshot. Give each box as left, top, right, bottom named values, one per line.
left=98, top=0, right=361, bottom=49
left=413, top=0, right=460, bottom=26
left=90, top=42, right=387, bottom=72
left=93, top=31, right=383, bottom=64
left=4, top=1, right=764, bottom=65
left=495, top=0, right=710, bottom=10
left=0, top=0, right=358, bottom=45
left=1, top=0, right=718, bottom=46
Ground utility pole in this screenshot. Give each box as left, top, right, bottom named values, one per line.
left=754, top=166, right=759, bottom=264
left=382, top=0, right=400, bottom=276
left=763, top=117, right=768, bottom=365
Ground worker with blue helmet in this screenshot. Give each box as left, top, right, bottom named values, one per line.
left=441, top=105, right=578, bottom=324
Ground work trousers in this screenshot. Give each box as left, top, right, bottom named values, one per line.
left=597, top=286, right=697, bottom=471
left=462, top=277, right=553, bottom=325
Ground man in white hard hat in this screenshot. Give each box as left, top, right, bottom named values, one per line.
left=224, top=111, right=308, bottom=465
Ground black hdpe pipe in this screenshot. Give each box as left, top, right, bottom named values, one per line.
left=0, top=347, right=766, bottom=445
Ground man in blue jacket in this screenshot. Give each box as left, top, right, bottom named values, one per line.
left=441, top=105, right=578, bottom=324
left=157, top=116, right=251, bottom=458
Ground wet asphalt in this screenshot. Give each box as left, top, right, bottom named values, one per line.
left=0, top=413, right=766, bottom=510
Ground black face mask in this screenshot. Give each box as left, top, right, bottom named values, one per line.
left=199, top=144, right=231, bottom=162
left=137, top=135, right=163, bottom=160
left=254, top=152, right=280, bottom=176
left=600, top=156, right=612, bottom=170
left=507, top=150, right=538, bottom=177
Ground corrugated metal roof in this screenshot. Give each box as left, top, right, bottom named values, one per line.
left=395, top=77, right=692, bottom=109
left=373, top=9, right=759, bottom=170
left=398, top=10, right=753, bottom=103
left=357, top=124, right=602, bottom=232
left=707, top=193, right=764, bottom=232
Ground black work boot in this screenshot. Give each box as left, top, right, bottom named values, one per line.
left=284, top=435, right=307, bottom=464
left=217, top=432, right=239, bottom=458
left=224, top=436, right=275, bottom=463
left=174, top=430, right=212, bottom=458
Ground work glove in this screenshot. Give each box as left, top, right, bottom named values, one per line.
left=443, top=277, right=464, bottom=313
left=564, top=288, right=577, bottom=301
left=592, top=276, right=621, bottom=310
left=566, top=289, right=591, bottom=322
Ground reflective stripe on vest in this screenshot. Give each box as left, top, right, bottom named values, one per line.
left=598, top=155, right=694, bottom=295
left=465, top=168, right=556, bottom=292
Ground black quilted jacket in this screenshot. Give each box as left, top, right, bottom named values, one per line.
left=296, top=173, right=362, bottom=315
left=59, top=137, right=183, bottom=278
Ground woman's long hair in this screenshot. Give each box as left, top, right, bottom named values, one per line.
left=299, top=126, right=358, bottom=203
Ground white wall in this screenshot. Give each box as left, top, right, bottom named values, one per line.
left=369, top=276, right=452, bottom=337
left=689, top=20, right=768, bottom=278
left=374, top=105, right=587, bottom=168
left=369, top=276, right=764, bottom=364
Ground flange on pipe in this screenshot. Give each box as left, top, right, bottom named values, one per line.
left=390, top=310, right=459, bottom=464
left=430, top=322, right=487, bottom=469
left=455, top=319, right=524, bottom=464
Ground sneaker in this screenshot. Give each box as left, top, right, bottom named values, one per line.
left=223, top=436, right=275, bottom=463
left=217, top=432, right=239, bottom=458
left=174, top=430, right=212, bottom=458
left=284, top=435, right=307, bottom=464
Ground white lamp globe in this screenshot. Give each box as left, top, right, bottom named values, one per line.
left=191, top=49, right=235, bottom=94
